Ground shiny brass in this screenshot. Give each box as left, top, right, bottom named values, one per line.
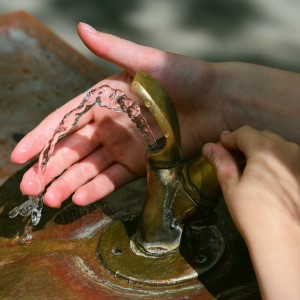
left=179, top=155, right=222, bottom=211
left=130, top=72, right=223, bottom=257
left=132, top=72, right=182, bottom=256
left=132, top=72, right=182, bottom=169
left=98, top=220, right=225, bottom=285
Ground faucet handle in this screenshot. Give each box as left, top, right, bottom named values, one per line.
left=132, top=72, right=181, bottom=169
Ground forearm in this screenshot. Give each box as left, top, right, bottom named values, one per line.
left=244, top=221, right=300, bottom=300
left=215, top=62, right=300, bottom=143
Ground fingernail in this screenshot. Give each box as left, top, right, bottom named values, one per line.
left=221, top=130, right=231, bottom=135
left=80, top=22, right=97, bottom=33
left=202, top=144, right=212, bottom=158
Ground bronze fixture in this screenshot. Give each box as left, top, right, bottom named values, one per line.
left=98, top=72, right=224, bottom=286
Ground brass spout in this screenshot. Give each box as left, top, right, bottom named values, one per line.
left=97, top=72, right=225, bottom=286
left=131, top=72, right=222, bottom=257
left=132, top=72, right=183, bottom=256
left=131, top=72, right=182, bottom=169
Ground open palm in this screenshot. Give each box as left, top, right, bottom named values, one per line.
left=11, top=23, right=225, bottom=208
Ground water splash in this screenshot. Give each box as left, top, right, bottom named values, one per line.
left=39, top=85, right=155, bottom=175
left=9, top=195, right=43, bottom=226
left=9, top=84, right=155, bottom=243
left=9, top=195, right=43, bottom=244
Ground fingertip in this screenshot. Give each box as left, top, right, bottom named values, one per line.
left=202, top=142, right=223, bottom=161
left=220, top=130, right=231, bottom=137
left=203, top=141, right=242, bottom=195
left=72, top=190, right=89, bottom=206
left=10, top=152, right=20, bottom=164
left=10, top=145, right=29, bottom=164
left=43, top=190, right=62, bottom=209
left=77, top=23, right=111, bottom=60
left=78, top=22, right=97, bottom=34
left=73, top=186, right=107, bottom=206
left=220, top=130, right=232, bottom=143
left=202, top=143, right=213, bottom=159
left=20, top=176, right=42, bottom=196
left=10, top=147, right=18, bottom=163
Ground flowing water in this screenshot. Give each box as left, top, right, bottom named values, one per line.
left=9, top=84, right=155, bottom=243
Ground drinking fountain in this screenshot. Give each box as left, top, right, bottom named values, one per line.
left=0, top=12, right=260, bottom=298
left=97, top=71, right=225, bottom=291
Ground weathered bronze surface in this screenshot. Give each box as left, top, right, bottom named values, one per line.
left=130, top=72, right=223, bottom=257
left=98, top=220, right=224, bottom=285
left=0, top=11, right=261, bottom=299
left=132, top=72, right=182, bottom=168
left=98, top=72, right=260, bottom=297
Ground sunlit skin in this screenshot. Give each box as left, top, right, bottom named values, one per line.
left=203, top=127, right=300, bottom=300
left=11, top=23, right=300, bottom=208
left=10, top=22, right=300, bottom=299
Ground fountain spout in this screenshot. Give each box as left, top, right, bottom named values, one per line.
left=131, top=72, right=222, bottom=257
left=98, top=72, right=225, bottom=286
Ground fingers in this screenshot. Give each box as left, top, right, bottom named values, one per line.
left=19, top=122, right=103, bottom=196
left=261, top=130, right=286, bottom=142
left=202, top=142, right=240, bottom=195
left=220, top=126, right=269, bottom=159
left=43, top=147, right=115, bottom=208
left=72, top=163, right=137, bottom=206
left=220, top=126, right=291, bottom=161
left=11, top=72, right=133, bottom=165
left=10, top=92, right=94, bottom=164
left=77, top=23, right=211, bottom=103
left=77, top=22, right=167, bottom=76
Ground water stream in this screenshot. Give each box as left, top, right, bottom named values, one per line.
left=9, top=84, right=155, bottom=244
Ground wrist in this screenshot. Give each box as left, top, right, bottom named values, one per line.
left=242, top=215, right=300, bottom=299
left=213, top=61, right=300, bottom=143
left=213, top=62, right=265, bottom=131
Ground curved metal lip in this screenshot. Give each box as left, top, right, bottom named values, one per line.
left=132, top=72, right=182, bottom=169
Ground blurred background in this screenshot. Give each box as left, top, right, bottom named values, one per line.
left=1, top=0, right=300, bottom=74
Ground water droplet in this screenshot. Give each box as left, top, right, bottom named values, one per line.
left=9, top=194, right=43, bottom=226
left=18, top=225, right=33, bottom=245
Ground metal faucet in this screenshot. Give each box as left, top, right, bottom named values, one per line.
left=131, top=72, right=222, bottom=256
left=98, top=72, right=225, bottom=287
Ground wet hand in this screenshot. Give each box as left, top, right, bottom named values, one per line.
left=11, top=24, right=225, bottom=208
left=11, top=72, right=147, bottom=207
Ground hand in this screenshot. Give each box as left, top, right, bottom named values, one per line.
left=11, top=22, right=300, bottom=209
left=11, top=23, right=222, bottom=208
left=203, top=126, right=300, bottom=299
left=11, top=72, right=149, bottom=207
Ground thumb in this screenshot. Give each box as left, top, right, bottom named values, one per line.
left=77, top=22, right=165, bottom=76
left=202, top=142, right=240, bottom=195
